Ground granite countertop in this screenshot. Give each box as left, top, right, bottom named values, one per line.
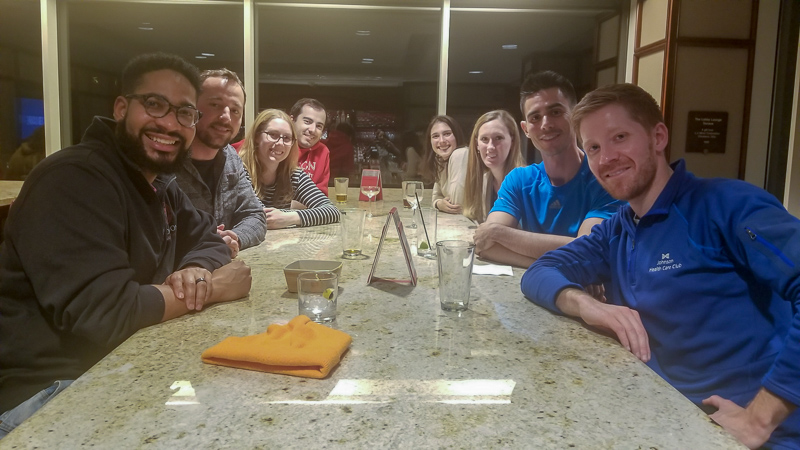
left=2, top=189, right=744, bottom=449
left=0, top=180, right=23, bottom=207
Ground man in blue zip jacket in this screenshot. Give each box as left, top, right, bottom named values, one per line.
left=522, top=83, right=799, bottom=449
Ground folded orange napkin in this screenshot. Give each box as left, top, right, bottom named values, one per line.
left=201, top=315, right=352, bottom=379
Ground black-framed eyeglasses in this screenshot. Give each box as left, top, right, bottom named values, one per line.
left=261, top=130, right=295, bottom=146
left=125, top=94, right=202, bottom=128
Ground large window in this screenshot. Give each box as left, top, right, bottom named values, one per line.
left=258, top=2, right=441, bottom=185
left=0, top=0, right=44, bottom=180
left=448, top=2, right=616, bottom=163
left=19, top=0, right=623, bottom=182
left=66, top=1, right=244, bottom=145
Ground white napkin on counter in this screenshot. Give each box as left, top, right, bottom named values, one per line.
left=472, top=263, right=514, bottom=276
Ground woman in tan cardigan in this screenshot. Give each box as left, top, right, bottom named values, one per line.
left=419, top=115, right=468, bottom=214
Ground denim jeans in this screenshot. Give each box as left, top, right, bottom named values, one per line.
left=0, top=380, right=74, bottom=439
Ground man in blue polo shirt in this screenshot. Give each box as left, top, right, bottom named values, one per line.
left=473, top=71, right=622, bottom=268
left=522, top=83, right=799, bottom=449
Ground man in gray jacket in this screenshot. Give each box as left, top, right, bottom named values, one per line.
left=176, top=69, right=266, bottom=257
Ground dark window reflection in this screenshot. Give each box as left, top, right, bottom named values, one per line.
left=0, top=0, right=44, bottom=180
left=258, top=3, right=440, bottom=187
left=66, top=1, right=244, bottom=145
left=448, top=6, right=614, bottom=163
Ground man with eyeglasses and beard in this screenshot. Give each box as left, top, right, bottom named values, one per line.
left=175, top=69, right=266, bottom=258
left=0, top=53, right=252, bottom=438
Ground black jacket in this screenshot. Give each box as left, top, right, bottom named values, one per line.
left=0, top=117, right=231, bottom=411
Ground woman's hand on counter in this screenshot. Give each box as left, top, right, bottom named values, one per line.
left=436, top=197, right=462, bottom=214
left=264, top=207, right=302, bottom=229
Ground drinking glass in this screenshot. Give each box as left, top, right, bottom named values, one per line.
left=437, top=240, right=475, bottom=311
left=340, top=208, right=366, bottom=259
left=403, top=181, right=424, bottom=229
left=401, top=181, right=410, bottom=208
left=360, top=169, right=381, bottom=218
left=334, top=177, right=349, bottom=203
left=298, top=272, right=338, bottom=323
left=417, top=207, right=437, bottom=259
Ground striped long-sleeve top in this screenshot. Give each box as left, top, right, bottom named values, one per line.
left=259, top=169, right=340, bottom=227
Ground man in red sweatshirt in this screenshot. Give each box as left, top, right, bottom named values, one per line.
left=290, top=98, right=330, bottom=195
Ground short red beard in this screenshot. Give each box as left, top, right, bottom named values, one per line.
left=598, top=142, right=658, bottom=202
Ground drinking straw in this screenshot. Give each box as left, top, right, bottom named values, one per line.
left=415, top=192, right=432, bottom=249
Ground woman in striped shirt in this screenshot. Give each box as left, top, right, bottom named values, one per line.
left=239, top=109, right=340, bottom=229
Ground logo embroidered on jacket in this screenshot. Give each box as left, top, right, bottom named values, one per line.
left=648, top=252, right=682, bottom=272
left=549, top=199, right=562, bottom=209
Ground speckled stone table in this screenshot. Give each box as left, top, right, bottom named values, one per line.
left=0, top=181, right=23, bottom=207
left=1, top=189, right=744, bottom=449
left=0, top=181, right=23, bottom=242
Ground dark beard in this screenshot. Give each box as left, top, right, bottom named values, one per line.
left=196, top=120, right=233, bottom=150
left=115, top=117, right=189, bottom=174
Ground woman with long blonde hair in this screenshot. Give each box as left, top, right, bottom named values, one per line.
left=239, top=109, right=339, bottom=229
left=462, top=110, right=525, bottom=223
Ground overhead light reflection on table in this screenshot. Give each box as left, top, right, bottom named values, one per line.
left=266, top=379, right=515, bottom=405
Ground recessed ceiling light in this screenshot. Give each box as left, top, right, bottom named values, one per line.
left=138, top=22, right=153, bottom=31
left=195, top=55, right=207, bottom=59
left=502, top=44, right=517, bottom=50
left=201, top=53, right=215, bottom=57
left=362, top=58, right=374, bottom=64
left=469, top=70, right=483, bottom=74
left=356, top=30, right=371, bottom=36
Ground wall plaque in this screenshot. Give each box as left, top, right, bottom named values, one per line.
left=686, top=111, right=728, bottom=154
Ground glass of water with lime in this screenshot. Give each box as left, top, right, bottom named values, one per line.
left=298, top=272, right=338, bottom=323
left=417, top=207, right=437, bottom=259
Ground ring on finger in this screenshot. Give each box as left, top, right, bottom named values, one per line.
left=195, top=277, right=206, bottom=284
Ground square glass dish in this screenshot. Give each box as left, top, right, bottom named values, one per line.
left=283, top=260, right=343, bottom=293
